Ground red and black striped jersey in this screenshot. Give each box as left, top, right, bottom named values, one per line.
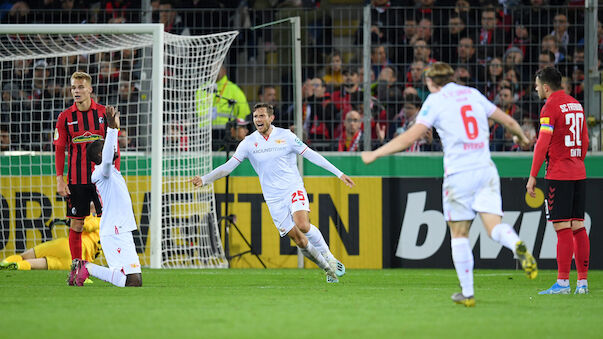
left=54, top=100, right=108, bottom=185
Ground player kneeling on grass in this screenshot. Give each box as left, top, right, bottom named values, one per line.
left=70, top=105, right=142, bottom=287
left=362, top=62, right=538, bottom=307
left=191, top=103, right=354, bottom=283
left=1, top=206, right=101, bottom=272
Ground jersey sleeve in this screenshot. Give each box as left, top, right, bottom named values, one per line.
left=231, top=137, right=250, bottom=163
left=53, top=112, right=68, bottom=147
left=538, top=103, right=555, bottom=135
left=285, top=130, right=309, bottom=155
left=415, top=95, right=437, bottom=128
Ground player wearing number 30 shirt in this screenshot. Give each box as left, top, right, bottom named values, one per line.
left=362, top=62, right=538, bottom=307
left=527, top=67, right=590, bottom=295
left=191, top=103, right=355, bottom=283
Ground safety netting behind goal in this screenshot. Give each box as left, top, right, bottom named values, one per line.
left=0, top=28, right=237, bottom=268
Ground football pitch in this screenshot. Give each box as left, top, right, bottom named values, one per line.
left=1, top=268, right=600, bottom=338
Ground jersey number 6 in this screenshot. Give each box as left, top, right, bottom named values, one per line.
left=291, top=190, right=306, bottom=203
left=461, top=105, right=478, bottom=140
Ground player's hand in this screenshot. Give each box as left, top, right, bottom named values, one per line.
left=57, top=176, right=70, bottom=197
left=189, top=176, right=204, bottom=187
left=526, top=176, right=537, bottom=198
left=517, top=135, right=531, bottom=150
left=339, top=174, right=355, bottom=188
left=106, top=106, right=120, bottom=129
left=361, top=151, right=377, bottom=165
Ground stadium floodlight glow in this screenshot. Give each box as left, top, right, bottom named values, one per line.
left=0, top=24, right=237, bottom=268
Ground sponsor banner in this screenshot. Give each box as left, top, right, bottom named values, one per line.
left=383, top=178, right=602, bottom=269
left=214, top=177, right=382, bottom=268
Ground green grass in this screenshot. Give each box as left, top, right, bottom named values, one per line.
left=0, top=269, right=601, bottom=338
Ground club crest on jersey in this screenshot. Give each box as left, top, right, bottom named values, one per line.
left=99, top=117, right=104, bottom=124
left=72, top=131, right=103, bottom=144
left=254, top=142, right=258, bottom=147
left=275, top=139, right=286, bottom=144
left=54, top=128, right=59, bottom=141
left=71, top=207, right=77, bottom=215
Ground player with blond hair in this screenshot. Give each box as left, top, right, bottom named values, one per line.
left=362, top=62, right=538, bottom=306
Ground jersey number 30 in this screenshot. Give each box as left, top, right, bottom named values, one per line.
left=565, top=112, right=584, bottom=147
left=461, top=105, right=478, bottom=140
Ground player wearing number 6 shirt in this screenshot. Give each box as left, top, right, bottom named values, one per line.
left=527, top=67, right=590, bottom=295
left=69, top=106, right=142, bottom=287
left=191, top=103, right=355, bottom=283
left=362, top=62, right=538, bottom=307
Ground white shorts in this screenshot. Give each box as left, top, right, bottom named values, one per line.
left=442, top=163, right=503, bottom=221
left=266, top=186, right=311, bottom=237
left=100, top=231, right=141, bottom=275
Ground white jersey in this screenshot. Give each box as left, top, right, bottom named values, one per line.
left=91, top=128, right=137, bottom=236
left=229, top=127, right=342, bottom=201
left=415, top=82, right=497, bottom=175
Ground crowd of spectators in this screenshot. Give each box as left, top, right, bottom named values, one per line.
left=0, top=0, right=601, bottom=153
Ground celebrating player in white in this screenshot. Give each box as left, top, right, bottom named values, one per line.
left=191, top=103, right=355, bottom=282
left=70, top=106, right=142, bottom=287
left=362, top=62, right=538, bottom=306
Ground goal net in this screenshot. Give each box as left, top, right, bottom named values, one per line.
left=0, top=24, right=237, bottom=268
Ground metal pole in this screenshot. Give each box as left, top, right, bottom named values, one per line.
left=362, top=4, right=372, bottom=150
left=584, top=0, right=600, bottom=151
left=141, top=0, right=152, bottom=23
left=291, top=16, right=305, bottom=269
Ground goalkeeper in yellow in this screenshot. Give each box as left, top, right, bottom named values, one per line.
left=1, top=208, right=101, bottom=271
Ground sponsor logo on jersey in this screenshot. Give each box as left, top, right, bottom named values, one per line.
left=130, top=263, right=140, bottom=268
left=72, top=131, right=103, bottom=144
left=420, top=106, right=430, bottom=116
left=294, top=137, right=303, bottom=146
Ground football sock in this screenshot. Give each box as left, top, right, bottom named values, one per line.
left=577, top=279, right=588, bottom=288
left=68, top=229, right=82, bottom=260
left=17, top=260, right=31, bottom=270
left=556, top=279, right=570, bottom=287
left=490, top=223, right=520, bottom=253
left=573, top=227, right=589, bottom=280
left=305, top=224, right=335, bottom=261
left=451, top=237, right=474, bottom=297
left=4, top=254, right=23, bottom=263
left=299, top=242, right=330, bottom=271
left=85, top=263, right=127, bottom=287
left=556, top=228, right=573, bottom=280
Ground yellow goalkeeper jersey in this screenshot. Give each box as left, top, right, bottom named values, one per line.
left=82, top=215, right=101, bottom=262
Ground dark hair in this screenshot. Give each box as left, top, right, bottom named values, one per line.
left=257, top=84, right=275, bottom=97
left=86, top=140, right=104, bottom=165
left=535, top=67, right=562, bottom=91
left=403, top=93, right=422, bottom=107
left=539, top=50, right=555, bottom=62
left=342, top=66, right=358, bottom=76
left=253, top=102, right=274, bottom=116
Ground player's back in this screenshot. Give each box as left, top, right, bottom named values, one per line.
left=416, top=82, right=496, bottom=175
left=540, top=90, right=587, bottom=180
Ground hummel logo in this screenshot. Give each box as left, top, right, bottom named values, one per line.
left=68, top=121, right=78, bottom=125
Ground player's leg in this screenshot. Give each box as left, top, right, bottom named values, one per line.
left=448, top=220, right=475, bottom=306
left=571, top=180, right=588, bottom=294
left=539, top=180, right=573, bottom=294
left=125, top=273, right=143, bottom=287
left=286, top=225, right=335, bottom=279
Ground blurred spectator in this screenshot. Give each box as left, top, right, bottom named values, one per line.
left=257, top=85, right=280, bottom=126
left=507, top=18, right=538, bottom=64
left=228, top=118, right=249, bottom=144
left=495, top=86, right=524, bottom=122
left=102, top=0, right=140, bottom=23
left=476, top=6, right=508, bottom=62
left=306, top=77, right=338, bottom=150
left=0, top=124, right=10, bottom=151
left=1, top=82, right=31, bottom=149
left=337, top=110, right=363, bottom=152
left=561, top=76, right=572, bottom=95
left=332, top=67, right=361, bottom=120
left=518, top=0, right=551, bottom=38
left=118, top=129, right=133, bottom=150
left=117, top=80, right=141, bottom=149
left=158, top=0, right=189, bottom=35
left=441, top=15, right=471, bottom=64
left=411, top=39, right=436, bottom=65
left=321, top=50, right=343, bottom=88
left=96, top=59, right=119, bottom=104
left=538, top=50, right=556, bottom=71
left=489, top=118, right=506, bottom=151
left=394, top=14, right=418, bottom=65
left=375, top=65, right=403, bottom=124
left=370, top=44, right=391, bottom=79
left=484, top=57, right=504, bottom=100
left=454, top=36, right=485, bottom=85
left=571, top=64, right=585, bottom=102
left=389, top=93, right=433, bottom=151
left=550, top=13, right=571, bottom=52
left=1, top=1, right=30, bottom=23
left=405, top=60, right=429, bottom=101
left=541, top=34, right=566, bottom=65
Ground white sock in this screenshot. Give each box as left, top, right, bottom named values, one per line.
left=299, top=242, right=330, bottom=271
left=85, top=263, right=127, bottom=287
left=451, top=237, right=474, bottom=297
left=577, top=279, right=587, bottom=287
left=490, top=223, right=521, bottom=253
left=557, top=279, right=570, bottom=287
left=305, top=224, right=335, bottom=261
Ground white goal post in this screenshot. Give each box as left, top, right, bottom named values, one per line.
left=0, top=24, right=237, bottom=268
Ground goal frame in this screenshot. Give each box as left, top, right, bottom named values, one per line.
left=1, top=24, right=163, bottom=268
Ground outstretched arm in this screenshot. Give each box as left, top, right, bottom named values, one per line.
left=301, top=148, right=355, bottom=188
left=190, top=157, right=242, bottom=187
left=100, top=106, right=120, bottom=178
left=361, top=123, right=428, bottom=164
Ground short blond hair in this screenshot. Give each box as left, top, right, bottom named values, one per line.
left=71, top=71, right=92, bottom=84
left=425, top=62, right=454, bottom=87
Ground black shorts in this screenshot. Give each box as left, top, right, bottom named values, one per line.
left=544, top=179, right=586, bottom=222
left=66, top=184, right=102, bottom=219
